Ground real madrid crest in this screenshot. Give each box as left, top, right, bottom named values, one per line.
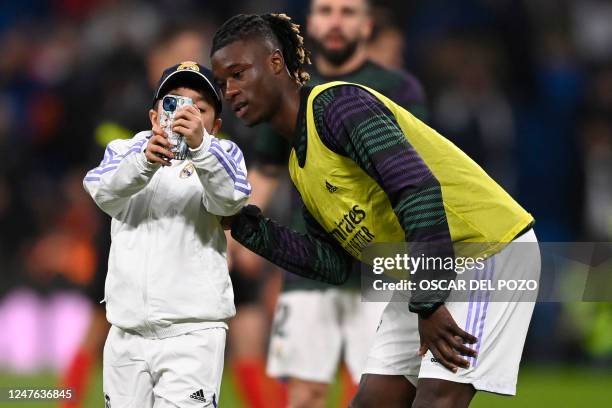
left=180, top=162, right=195, bottom=178
left=177, top=61, right=200, bottom=72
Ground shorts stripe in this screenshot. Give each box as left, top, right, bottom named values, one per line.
left=463, top=258, right=485, bottom=366
left=463, top=263, right=482, bottom=336
left=464, top=257, right=495, bottom=367
left=472, top=256, right=495, bottom=366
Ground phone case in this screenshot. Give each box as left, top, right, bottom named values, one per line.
left=159, top=95, right=193, bottom=160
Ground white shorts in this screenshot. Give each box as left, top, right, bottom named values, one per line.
left=364, top=229, right=540, bottom=395
left=267, top=289, right=387, bottom=383
left=103, top=326, right=226, bottom=407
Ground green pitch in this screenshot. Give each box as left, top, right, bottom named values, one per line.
left=1, top=366, right=610, bottom=407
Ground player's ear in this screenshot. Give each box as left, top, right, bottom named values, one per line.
left=270, top=49, right=285, bottom=75
left=211, top=117, right=222, bottom=135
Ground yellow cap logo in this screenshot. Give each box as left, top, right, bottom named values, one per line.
left=177, top=61, right=200, bottom=72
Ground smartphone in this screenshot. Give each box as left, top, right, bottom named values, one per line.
left=159, top=94, right=193, bottom=161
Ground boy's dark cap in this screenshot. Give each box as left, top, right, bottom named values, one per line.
left=153, top=61, right=222, bottom=113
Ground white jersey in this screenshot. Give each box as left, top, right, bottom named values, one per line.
left=84, top=130, right=250, bottom=338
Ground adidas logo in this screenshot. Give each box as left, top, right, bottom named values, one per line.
left=325, top=180, right=338, bottom=193
left=189, top=389, right=207, bottom=403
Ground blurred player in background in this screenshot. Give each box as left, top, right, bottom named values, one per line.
left=244, top=0, right=426, bottom=406
left=83, top=60, right=249, bottom=407
left=211, top=12, right=539, bottom=408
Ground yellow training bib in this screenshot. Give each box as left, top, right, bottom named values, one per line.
left=289, top=82, right=534, bottom=261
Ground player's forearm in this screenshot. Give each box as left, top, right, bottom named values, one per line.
left=393, top=178, right=456, bottom=313
left=230, top=205, right=352, bottom=284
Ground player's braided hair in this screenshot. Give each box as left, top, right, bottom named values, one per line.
left=211, top=13, right=311, bottom=85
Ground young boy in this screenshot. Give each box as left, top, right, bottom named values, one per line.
left=83, top=61, right=250, bottom=407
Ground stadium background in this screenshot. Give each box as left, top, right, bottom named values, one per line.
left=1, top=0, right=611, bottom=406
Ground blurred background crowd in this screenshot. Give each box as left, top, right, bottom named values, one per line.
left=1, top=0, right=611, bottom=406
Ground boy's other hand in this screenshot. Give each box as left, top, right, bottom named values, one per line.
left=145, top=128, right=174, bottom=166
left=173, top=105, right=205, bottom=149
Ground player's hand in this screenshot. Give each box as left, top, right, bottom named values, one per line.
left=145, top=127, right=174, bottom=166
left=221, top=215, right=236, bottom=230
left=417, top=305, right=478, bottom=373
left=173, top=105, right=205, bottom=149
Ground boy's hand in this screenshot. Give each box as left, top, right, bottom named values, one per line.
left=145, top=127, right=173, bottom=166
left=172, top=105, right=205, bottom=148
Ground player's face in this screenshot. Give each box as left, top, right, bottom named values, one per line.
left=308, top=0, right=372, bottom=65
left=212, top=40, right=279, bottom=127
left=150, top=87, right=221, bottom=135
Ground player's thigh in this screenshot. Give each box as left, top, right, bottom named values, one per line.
left=103, top=326, right=154, bottom=408
left=267, top=290, right=342, bottom=383
left=418, top=299, right=536, bottom=395
left=341, top=294, right=387, bottom=383
left=152, top=328, right=226, bottom=408
left=419, top=233, right=539, bottom=395
left=351, top=374, right=416, bottom=408
left=412, top=378, right=475, bottom=408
